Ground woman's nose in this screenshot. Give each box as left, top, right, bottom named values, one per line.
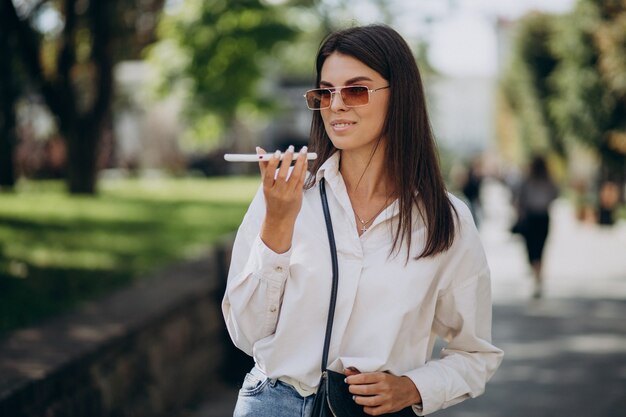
left=329, top=90, right=347, bottom=111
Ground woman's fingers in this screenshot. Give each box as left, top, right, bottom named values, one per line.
left=343, top=367, right=361, bottom=377
left=256, top=147, right=268, bottom=178
left=262, top=150, right=281, bottom=189
left=348, top=381, right=382, bottom=397
left=346, top=372, right=420, bottom=414
left=276, top=145, right=295, bottom=182
left=290, top=146, right=308, bottom=190
left=347, top=373, right=388, bottom=408
left=259, top=145, right=309, bottom=191
left=353, top=394, right=385, bottom=407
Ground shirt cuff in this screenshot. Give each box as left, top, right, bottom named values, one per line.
left=246, top=234, right=292, bottom=285
left=403, top=365, right=447, bottom=416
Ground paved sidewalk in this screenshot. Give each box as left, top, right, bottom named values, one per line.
left=185, top=179, right=626, bottom=417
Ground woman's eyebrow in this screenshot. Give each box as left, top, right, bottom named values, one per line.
left=319, top=76, right=374, bottom=87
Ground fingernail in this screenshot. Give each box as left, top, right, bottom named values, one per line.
left=352, top=395, right=356, bottom=401
left=274, top=150, right=281, bottom=159
left=300, top=146, right=308, bottom=154
left=344, top=378, right=347, bottom=383
left=287, top=145, right=294, bottom=153
left=255, top=146, right=260, bottom=153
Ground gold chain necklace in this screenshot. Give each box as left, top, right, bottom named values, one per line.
left=353, top=201, right=389, bottom=233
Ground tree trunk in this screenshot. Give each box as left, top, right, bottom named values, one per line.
left=0, top=128, right=16, bottom=190
left=65, top=120, right=100, bottom=194
left=0, top=91, right=17, bottom=190
left=62, top=0, right=114, bottom=195
left=0, top=1, right=17, bottom=190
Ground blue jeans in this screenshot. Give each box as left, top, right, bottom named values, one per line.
left=233, top=367, right=316, bottom=417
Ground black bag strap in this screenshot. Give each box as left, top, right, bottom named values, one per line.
left=319, top=178, right=339, bottom=372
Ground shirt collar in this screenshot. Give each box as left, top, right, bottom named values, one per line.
left=314, top=151, right=341, bottom=184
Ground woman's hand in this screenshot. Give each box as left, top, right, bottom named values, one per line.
left=258, top=145, right=309, bottom=254
left=344, top=368, right=422, bottom=415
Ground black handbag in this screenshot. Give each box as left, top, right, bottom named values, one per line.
left=311, top=178, right=416, bottom=417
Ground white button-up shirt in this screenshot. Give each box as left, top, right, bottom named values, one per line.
left=222, top=153, right=503, bottom=415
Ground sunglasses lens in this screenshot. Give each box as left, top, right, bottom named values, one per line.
left=306, top=89, right=332, bottom=109
left=305, top=86, right=371, bottom=109
left=341, top=86, right=369, bottom=106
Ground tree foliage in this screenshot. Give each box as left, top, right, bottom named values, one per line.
left=503, top=0, right=626, bottom=179
left=549, top=0, right=626, bottom=175
left=146, top=0, right=302, bottom=147
left=501, top=12, right=563, bottom=157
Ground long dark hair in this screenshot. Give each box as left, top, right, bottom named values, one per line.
left=305, top=24, right=457, bottom=259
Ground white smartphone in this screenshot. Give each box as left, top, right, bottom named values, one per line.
left=224, top=152, right=317, bottom=162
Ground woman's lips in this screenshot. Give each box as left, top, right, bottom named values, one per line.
left=330, top=120, right=356, bottom=132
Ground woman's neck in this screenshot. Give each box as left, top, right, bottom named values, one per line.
left=339, top=144, right=393, bottom=200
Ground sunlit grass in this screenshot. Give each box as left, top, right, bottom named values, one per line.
left=0, top=176, right=260, bottom=334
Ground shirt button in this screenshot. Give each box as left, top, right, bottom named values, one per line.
left=274, top=266, right=283, bottom=273
left=270, top=305, right=278, bottom=312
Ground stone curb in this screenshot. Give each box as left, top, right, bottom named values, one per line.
left=0, top=236, right=237, bottom=417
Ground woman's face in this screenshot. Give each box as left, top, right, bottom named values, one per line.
left=319, top=52, right=390, bottom=154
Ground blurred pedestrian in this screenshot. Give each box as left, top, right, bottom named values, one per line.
left=223, top=24, right=502, bottom=417
left=597, top=180, right=620, bottom=226
left=512, top=155, right=559, bottom=298
left=461, top=157, right=483, bottom=227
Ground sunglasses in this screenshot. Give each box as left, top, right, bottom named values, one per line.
left=303, top=85, right=390, bottom=110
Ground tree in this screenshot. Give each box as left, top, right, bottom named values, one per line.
left=549, top=0, right=626, bottom=182
left=500, top=12, right=564, bottom=160
left=146, top=0, right=303, bottom=150
left=0, top=1, right=22, bottom=190
left=4, top=0, right=165, bottom=194
left=501, top=0, right=626, bottom=191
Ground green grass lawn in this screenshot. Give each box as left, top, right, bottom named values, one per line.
left=0, top=176, right=260, bottom=335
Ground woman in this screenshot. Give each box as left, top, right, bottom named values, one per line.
left=223, top=25, right=502, bottom=416
left=513, top=155, right=559, bottom=298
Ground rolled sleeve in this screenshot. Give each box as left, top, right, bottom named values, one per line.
left=223, top=229, right=292, bottom=355
left=246, top=234, right=292, bottom=285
